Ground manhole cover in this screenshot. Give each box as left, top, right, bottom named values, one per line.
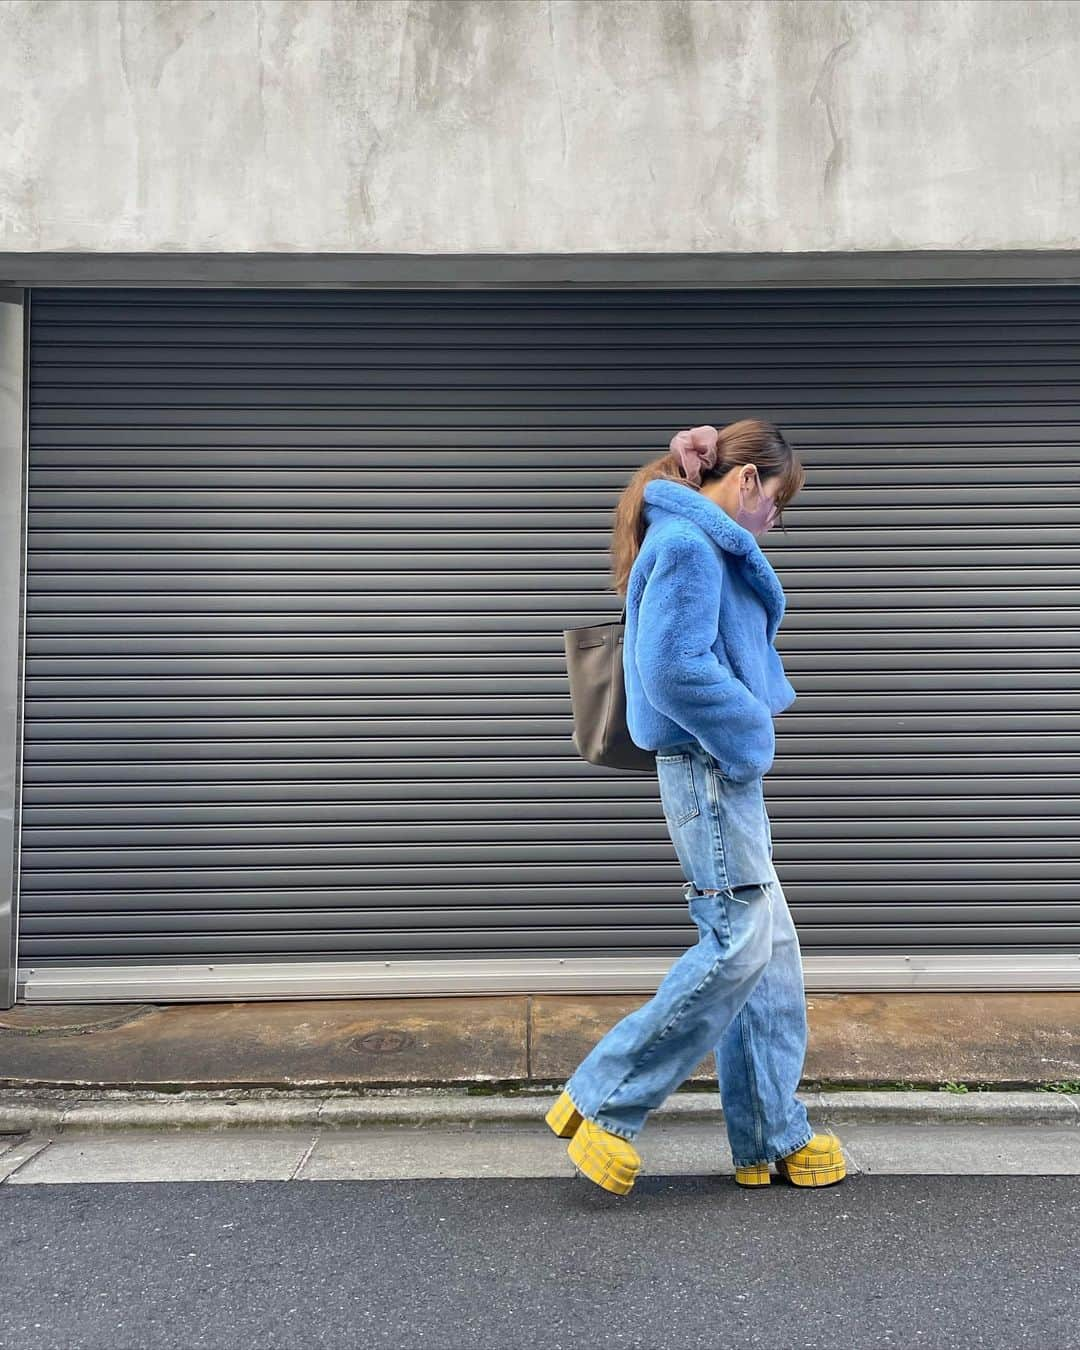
left=350, top=1030, right=415, bottom=1055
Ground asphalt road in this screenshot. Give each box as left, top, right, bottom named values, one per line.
left=2, top=1174, right=1078, bottom=1349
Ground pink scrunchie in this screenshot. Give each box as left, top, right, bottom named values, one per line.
left=669, top=424, right=720, bottom=486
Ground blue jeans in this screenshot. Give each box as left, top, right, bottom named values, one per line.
left=562, top=739, right=814, bottom=1169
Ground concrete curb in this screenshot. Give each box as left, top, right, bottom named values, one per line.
left=0, top=1087, right=1077, bottom=1134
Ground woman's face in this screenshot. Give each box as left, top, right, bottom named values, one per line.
left=702, top=465, right=781, bottom=537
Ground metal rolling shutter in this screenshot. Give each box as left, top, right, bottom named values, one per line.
left=19, top=283, right=1080, bottom=971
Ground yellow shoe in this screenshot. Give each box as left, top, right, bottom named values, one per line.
left=544, top=1088, right=584, bottom=1139
left=734, top=1162, right=772, bottom=1187
left=567, top=1118, right=642, bottom=1196
left=775, top=1132, right=846, bottom=1187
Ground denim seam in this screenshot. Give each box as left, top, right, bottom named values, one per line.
left=715, top=790, right=732, bottom=892
left=644, top=958, right=725, bottom=1058
left=738, top=1004, right=768, bottom=1161
left=690, top=890, right=733, bottom=949
left=703, top=766, right=731, bottom=892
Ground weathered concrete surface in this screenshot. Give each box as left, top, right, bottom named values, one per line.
left=1, top=992, right=1077, bottom=1090
left=1, top=0, right=1078, bottom=254
left=0, top=997, right=528, bottom=1089
left=802, top=992, right=1080, bottom=1085
left=530, top=992, right=1080, bottom=1085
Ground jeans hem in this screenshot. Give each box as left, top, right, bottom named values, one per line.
left=590, top=1115, right=640, bottom=1143
left=732, top=1124, right=816, bottom=1170
left=562, top=1084, right=641, bottom=1143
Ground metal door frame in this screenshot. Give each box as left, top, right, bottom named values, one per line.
left=0, top=288, right=27, bottom=1010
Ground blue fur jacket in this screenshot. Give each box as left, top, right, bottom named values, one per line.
left=622, top=478, right=797, bottom=782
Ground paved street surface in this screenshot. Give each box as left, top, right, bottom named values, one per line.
left=2, top=1122, right=1079, bottom=1349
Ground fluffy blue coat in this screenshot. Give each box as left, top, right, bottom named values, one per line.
left=622, top=478, right=797, bottom=782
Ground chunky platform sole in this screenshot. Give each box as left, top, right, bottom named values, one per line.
left=566, top=1119, right=642, bottom=1196
left=544, top=1089, right=584, bottom=1139
left=735, top=1133, right=847, bottom=1188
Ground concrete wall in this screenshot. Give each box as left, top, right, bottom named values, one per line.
left=1, top=0, right=1078, bottom=255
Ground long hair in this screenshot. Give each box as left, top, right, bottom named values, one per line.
left=610, top=418, right=805, bottom=599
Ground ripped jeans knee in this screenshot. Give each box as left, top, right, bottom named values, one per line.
left=684, top=879, right=767, bottom=905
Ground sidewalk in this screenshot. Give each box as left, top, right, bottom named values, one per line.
left=1, top=1088, right=1078, bottom=1184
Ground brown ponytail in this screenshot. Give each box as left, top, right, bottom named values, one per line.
left=609, top=418, right=805, bottom=599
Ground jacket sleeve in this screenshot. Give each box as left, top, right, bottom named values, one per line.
left=635, top=533, right=776, bottom=782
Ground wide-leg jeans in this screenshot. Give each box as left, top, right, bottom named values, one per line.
left=561, top=739, right=815, bottom=1170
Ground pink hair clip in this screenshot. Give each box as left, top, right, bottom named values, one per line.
left=669, top=424, right=720, bottom=486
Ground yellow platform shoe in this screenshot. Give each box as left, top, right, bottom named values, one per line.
left=544, top=1088, right=584, bottom=1139
left=566, top=1118, right=642, bottom=1196
left=735, top=1132, right=846, bottom=1188
left=546, top=1091, right=641, bottom=1195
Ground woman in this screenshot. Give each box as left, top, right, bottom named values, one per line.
left=545, top=418, right=846, bottom=1196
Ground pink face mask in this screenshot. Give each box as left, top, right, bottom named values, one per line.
left=734, top=468, right=777, bottom=537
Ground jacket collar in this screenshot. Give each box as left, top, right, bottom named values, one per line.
left=642, top=478, right=787, bottom=640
